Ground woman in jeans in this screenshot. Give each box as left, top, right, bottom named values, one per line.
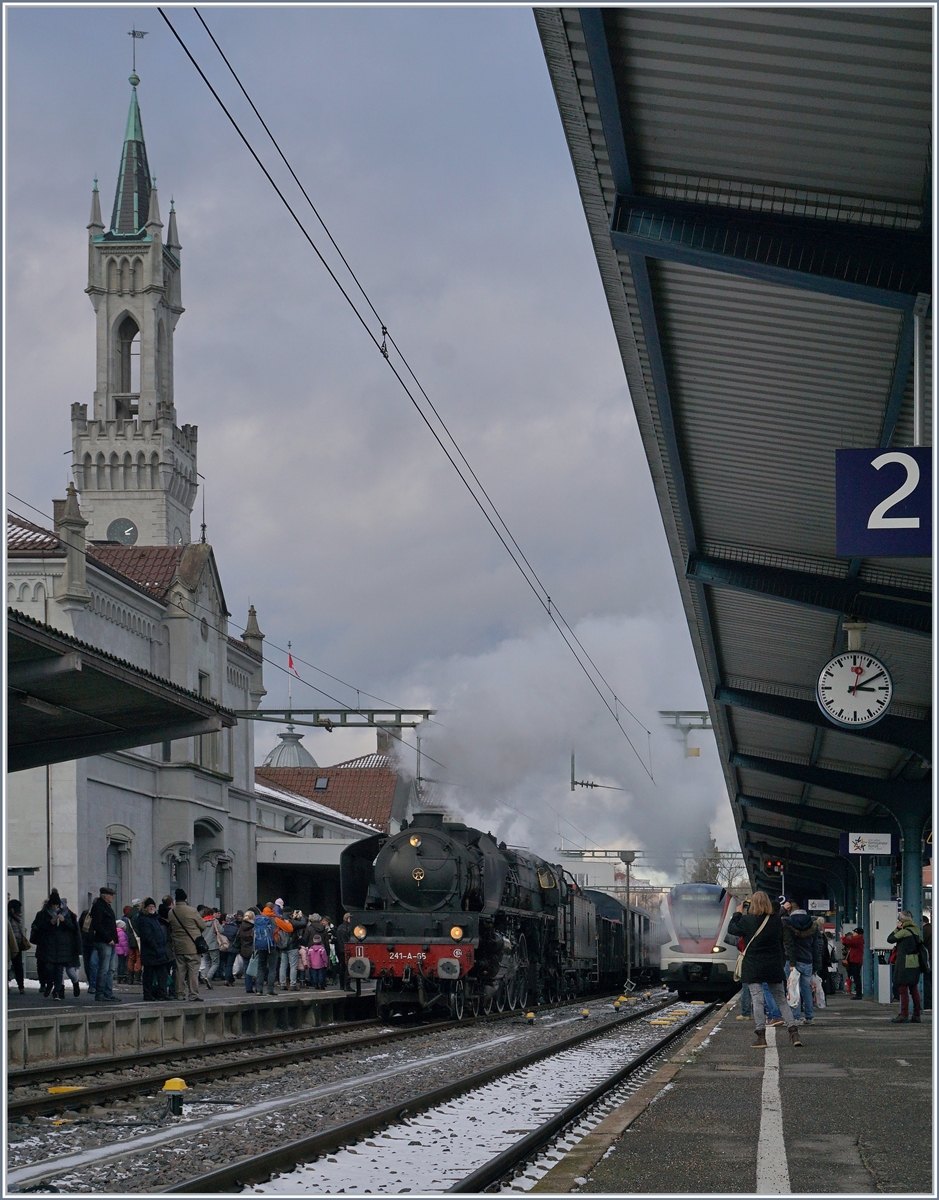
left=887, top=911, right=924, bottom=1023
left=728, top=891, right=802, bottom=1048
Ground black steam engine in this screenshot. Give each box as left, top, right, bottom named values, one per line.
left=340, top=812, right=649, bottom=1020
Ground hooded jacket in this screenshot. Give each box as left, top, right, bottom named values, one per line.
left=887, top=920, right=924, bottom=986
left=237, top=911, right=257, bottom=958
left=783, top=910, right=821, bottom=969
left=137, top=912, right=173, bottom=966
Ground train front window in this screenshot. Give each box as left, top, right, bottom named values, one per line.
left=671, top=886, right=727, bottom=938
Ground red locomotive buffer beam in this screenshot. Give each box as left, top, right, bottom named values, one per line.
left=348, top=941, right=476, bottom=979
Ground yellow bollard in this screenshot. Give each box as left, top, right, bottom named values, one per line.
left=526, top=1011, right=535, bottom=1025
left=162, top=1076, right=188, bottom=1117
left=581, top=1008, right=590, bottom=1019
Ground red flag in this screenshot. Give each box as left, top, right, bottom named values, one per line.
left=288, top=653, right=300, bottom=677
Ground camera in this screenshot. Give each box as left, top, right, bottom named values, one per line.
left=743, top=900, right=750, bottom=910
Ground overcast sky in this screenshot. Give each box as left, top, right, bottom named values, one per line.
left=6, top=4, right=736, bottom=873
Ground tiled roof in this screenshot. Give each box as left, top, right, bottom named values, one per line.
left=254, top=779, right=378, bottom=834
left=87, top=545, right=186, bottom=600
left=255, top=764, right=399, bottom=833
left=337, top=752, right=394, bottom=770
left=228, top=636, right=261, bottom=661
left=7, top=513, right=63, bottom=556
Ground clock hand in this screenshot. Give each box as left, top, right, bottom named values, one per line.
left=850, top=664, right=864, bottom=696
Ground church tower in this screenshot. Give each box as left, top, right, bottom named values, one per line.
left=72, top=73, right=197, bottom=547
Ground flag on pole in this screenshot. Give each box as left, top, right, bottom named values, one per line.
left=288, top=652, right=300, bottom=677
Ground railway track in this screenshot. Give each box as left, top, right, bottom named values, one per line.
left=6, top=996, right=681, bottom=1193
left=7, top=992, right=651, bottom=1120
left=162, top=999, right=707, bottom=1193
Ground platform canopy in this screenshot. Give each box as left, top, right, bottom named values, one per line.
left=8, top=608, right=237, bottom=771
left=536, top=7, right=932, bottom=908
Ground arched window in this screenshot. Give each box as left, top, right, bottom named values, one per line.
left=109, top=452, right=120, bottom=489
left=107, top=258, right=118, bottom=293
left=96, top=452, right=107, bottom=489
left=136, top=451, right=147, bottom=489
left=131, top=257, right=143, bottom=295
left=33, top=582, right=46, bottom=604
left=156, top=320, right=165, bottom=399
left=150, top=451, right=160, bottom=489
left=118, top=257, right=129, bottom=295
left=115, top=315, right=140, bottom=395
left=123, top=452, right=134, bottom=488
left=83, top=452, right=93, bottom=489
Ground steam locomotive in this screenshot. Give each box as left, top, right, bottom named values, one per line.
left=339, top=812, right=661, bottom=1020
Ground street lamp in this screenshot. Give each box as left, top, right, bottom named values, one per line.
left=619, top=851, right=637, bottom=984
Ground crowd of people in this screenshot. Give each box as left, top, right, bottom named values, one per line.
left=7, top=886, right=356, bottom=1003
left=729, top=892, right=931, bottom=1047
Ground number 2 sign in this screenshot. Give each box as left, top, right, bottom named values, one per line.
left=836, top=447, right=932, bottom=557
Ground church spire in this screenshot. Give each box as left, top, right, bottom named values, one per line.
left=109, top=74, right=152, bottom=234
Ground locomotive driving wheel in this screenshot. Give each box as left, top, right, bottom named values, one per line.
left=516, top=935, right=530, bottom=1010
left=468, top=985, right=481, bottom=1018
left=495, top=979, right=507, bottom=1012
left=483, top=988, right=494, bottom=1015
left=505, top=973, right=519, bottom=1011
left=449, top=979, right=465, bottom=1021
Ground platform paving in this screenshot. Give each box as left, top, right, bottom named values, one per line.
left=573, top=993, right=931, bottom=1195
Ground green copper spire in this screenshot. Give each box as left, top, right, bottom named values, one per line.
left=109, top=75, right=152, bottom=234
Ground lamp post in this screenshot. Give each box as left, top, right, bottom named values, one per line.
left=7, top=867, right=40, bottom=911
left=619, top=851, right=637, bottom=983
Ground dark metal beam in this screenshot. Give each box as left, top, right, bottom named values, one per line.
left=7, top=652, right=82, bottom=690
left=610, top=194, right=927, bottom=311
left=717, top=685, right=930, bottom=760
left=731, top=752, right=931, bottom=809
left=735, top=793, right=894, bottom=835
left=688, top=553, right=931, bottom=635
left=741, top=821, right=841, bottom=855
left=8, top=716, right=228, bottom=773
left=750, top=842, right=850, bottom=875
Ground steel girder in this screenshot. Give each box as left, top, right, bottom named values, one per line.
left=717, top=686, right=930, bottom=760
left=731, top=752, right=931, bottom=810
left=688, top=555, right=931, bottom=635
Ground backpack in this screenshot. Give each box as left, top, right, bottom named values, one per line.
left=275, top=925, right=291, bottom=951
left=254, top=913, right=275, bottom=951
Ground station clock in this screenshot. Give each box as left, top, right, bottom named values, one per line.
left=816, top=652, right=893, bottom=728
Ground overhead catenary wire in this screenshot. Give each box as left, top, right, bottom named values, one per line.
left=156, top=7, right=654, bottom=784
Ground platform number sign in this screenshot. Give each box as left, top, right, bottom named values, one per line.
left=836, top=448, right=931, bottom=557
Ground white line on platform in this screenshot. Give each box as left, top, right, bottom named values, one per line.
left=755, top=1025, right=790, bottom=1194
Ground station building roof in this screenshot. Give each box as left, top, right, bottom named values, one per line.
left=8, top=607, right=236, bottom=771
left=536, top=7, right=932, bottom=900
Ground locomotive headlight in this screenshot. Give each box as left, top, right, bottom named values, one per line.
left=409, top=834, right=422, bottom=847
left=353, top=925, right=367, bottom=940
left=450, top=926, right=464, bottom=941
left=711, top=946, right=725, bottom=953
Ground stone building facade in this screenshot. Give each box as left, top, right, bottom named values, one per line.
left=6, top=76, right=270, bottom=921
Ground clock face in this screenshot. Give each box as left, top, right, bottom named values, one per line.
left=107, top=517, right=138, bottom=545
left=816, top=653, right=893, bottom=728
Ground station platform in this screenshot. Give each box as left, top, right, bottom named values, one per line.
left=536, top=992, right=932, bottom=1195
left=7, top=980, right=375, bottom=1070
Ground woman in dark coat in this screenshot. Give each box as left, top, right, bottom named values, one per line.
left=137, top=898, right=172, bottom=1001
left=887, top=910, right=924, bottom=1023
left=30, top=890, right=82, bottom=1000
left=728, top=891, right=801, bottom=1048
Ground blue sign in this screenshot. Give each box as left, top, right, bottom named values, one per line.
left=836, top=447, right=932, bottom=557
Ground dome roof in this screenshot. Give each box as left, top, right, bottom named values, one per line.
left=262, top=726, right=317, bottom=769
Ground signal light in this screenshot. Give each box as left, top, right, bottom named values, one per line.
left=764, top=859, right=784, bottom=875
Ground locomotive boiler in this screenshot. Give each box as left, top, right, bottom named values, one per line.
left=339, top=812, right=598, bottom=1020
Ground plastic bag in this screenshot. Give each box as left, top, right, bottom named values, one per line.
left=232, top=954, right=245, bottom=978
left=787, top=967, right=800, bottom=1008
left=811, top=973, right=826, bottom=1007
left=245, top=952, right=258, bottom=979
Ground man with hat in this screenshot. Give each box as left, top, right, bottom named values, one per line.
left=88, top=886, right=120, bottom=1002
left=168, top=888, right=206, bottom=1002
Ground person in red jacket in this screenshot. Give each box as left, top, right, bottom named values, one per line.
left=842, top=927, right=865, bottom=999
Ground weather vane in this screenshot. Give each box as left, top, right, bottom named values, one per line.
left=128, top=25, right=148, bottom=74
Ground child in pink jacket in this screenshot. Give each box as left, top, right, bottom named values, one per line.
left=308, top=936, right=329, bottom=989
left=115, top=920, right=130, bottom=983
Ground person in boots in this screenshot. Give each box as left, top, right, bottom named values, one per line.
left=888, top=910, right=924, bottom=1023
left=728, top=892, right=802, bottom=1048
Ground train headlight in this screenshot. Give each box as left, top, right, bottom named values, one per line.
left=712, top=946, right=725, bottom=953
left=450, top=926, right=464, bottom=941
left=409, top=834, right=422, bottom=847
left=353, top=925, right=367, bottom=940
